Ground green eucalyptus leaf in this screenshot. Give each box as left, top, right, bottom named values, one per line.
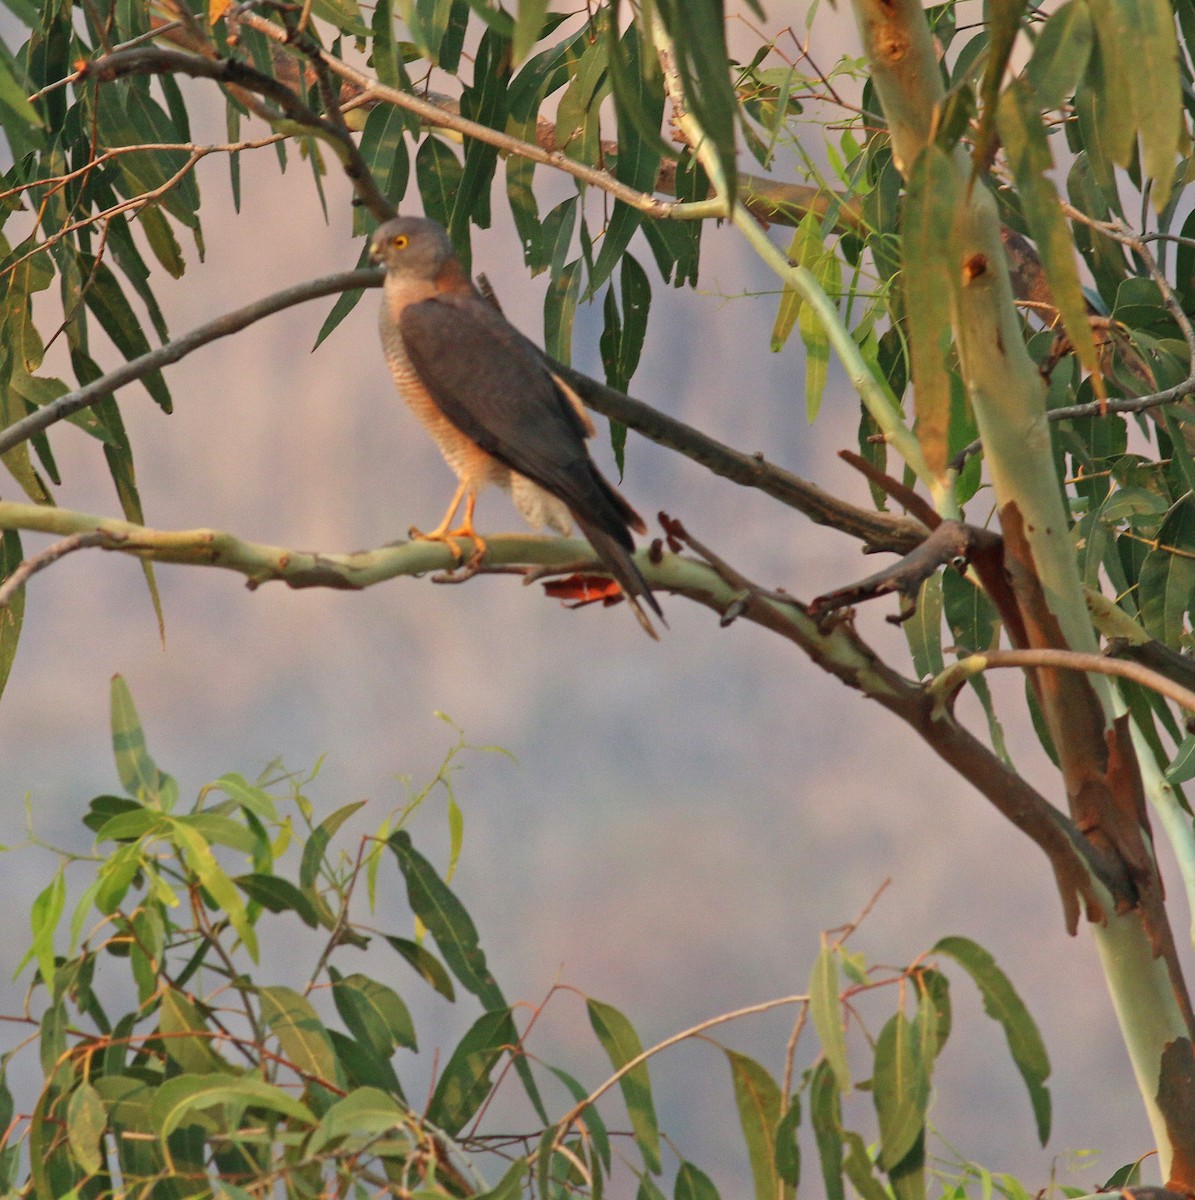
left=587, top=996, right=661, bottom=1174
left=725, top=1050, right=785, bottom=1200
left=809, top=940, right=850, bottom=1091
left=426, top=1006, right=516, bottom=1134
left=933, top=935, right=1051, bottom=1143
left=259, top=985, right=341, bottom=1084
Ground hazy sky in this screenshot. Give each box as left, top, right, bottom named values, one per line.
left=0, top=2, right=1179, bottom=1192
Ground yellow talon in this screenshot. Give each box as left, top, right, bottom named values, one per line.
left=409, top=489, right=485, bottom=565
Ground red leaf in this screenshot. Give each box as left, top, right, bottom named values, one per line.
left=542, top=574, right=625, bottom=609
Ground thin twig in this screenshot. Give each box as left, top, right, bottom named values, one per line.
left=0, top=533, right=105, bottom=608
left=939, top=647, right=1195, bottom=715
left=2, top=150, right=204, bottom=282
left=0, top=136, right=284, bottom=207
left=553, top=993, right=809, bottom=1153
left=1061, top=203, right=1195, bottom=363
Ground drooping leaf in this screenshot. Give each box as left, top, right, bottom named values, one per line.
left=79, top=258, right=171, bottom=411
left=1166, top=734, right=1195, bottom=784
left=555, top=23, right=611, bottom=167
left=171, top=818, right=259, bottom=960
left=326, top=1027, right=405, bottom=1095
left=546, top=1064, right=612, bottom=1170
left=331, top=971, right=417, bottom=1056
left=23, top=867, right=65, bottom=989
left=370, top=0, right=403, bottom=86
left=873, top=1012, right=929, bottom=1169
left=654, top=0, right=738, bottom=204
left=91, top=394, right=164, bottom=641
left=159, top=989, right=236, bottom=1074
left=1083, top=0, right=1137, bottom=169
left=775, top=1096, right=801, bottom=1189
left=809, top=940, right=850, bottom=1090
left=152, top=1074, right=314, bottom=1141
left=725, top=1050, right=786, bottom=1200
left=772, top=211, right=822, bottom=352
left=66, top=1081, right=106, bottom=1176
left=314, top=244, right=372, bottom=352
left=1122, top=0, right=1181, bottom=206
left=1138, top=495, right=1195, bottom=648
left=933, top=935, right=1051, bottom=1143
left=842, top=1131, right=891, bottom=1200
left=110, top=676, right=177, bottom=809
left=587, top=996, right=661, bottom=1174
left=383, top=933, right=456, bottom=1000
left=914, top=967, right=952, bottom=1064
left=300, top=800, right=367, bottom=891
left=800, top=247, right=839, bottom=421
left=675, top=1160, right=721, bottom=1200
left=306, top=1087, right=408, bottom=1156
left=358, top=103, right=412, bottom=207
left=545, top=258, right=583, bottom=364
left=1024, top=0, right=1093, bottom=110
left=415, top=135, right=465, bottom=235
left=232, top=873, right=320, bottom=928
left=511, top=0, right=548, bottom=66
left=998, top=78, right=1103, bottom=398
left=387, top=830, right=503, bottom=1008
left=970, top=0, right=1027, bottom=175
left=454, top=27, right=510, bottom=237
left=426, top=1006, right=517, bottom=1134
left=0, top=529, right=23, bottom=702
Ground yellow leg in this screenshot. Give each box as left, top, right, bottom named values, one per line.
left=409, top=486, right=486, bottom=563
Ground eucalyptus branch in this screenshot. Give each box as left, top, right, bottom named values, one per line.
left=0, top=268, right=380, bottom=456
left=0, top=268, right=925, bottom=553
left=553, top=992, right=809, bottom=1155
left=646, top=23, right=947, bottom=513
left=0, top=533, right=105, bottom=609
left=80, top=46, right=395, bottom=222
left=232, top=9, right=701, bottom=221
left=930, top=648, right=1195, bottom=717
left=0, top=502, right=681, bottom=596
left=656, top=517, right=1125, bottom=928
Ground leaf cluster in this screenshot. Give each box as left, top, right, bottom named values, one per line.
left=0, top=679, right=1099, bottom=1200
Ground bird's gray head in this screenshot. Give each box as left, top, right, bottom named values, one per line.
left=369, top=216, right=456, bottom=278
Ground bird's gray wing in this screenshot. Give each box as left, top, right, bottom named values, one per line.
left=398, top=292, right=639, bottom=537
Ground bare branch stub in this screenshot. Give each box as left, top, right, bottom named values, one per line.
left=808, top=519, right=996, bottom=622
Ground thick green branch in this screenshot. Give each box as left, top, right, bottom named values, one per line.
left=0, top=502, right=661, bottom=592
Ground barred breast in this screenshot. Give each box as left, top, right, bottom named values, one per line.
left=379, top=283, right=510, bottom=494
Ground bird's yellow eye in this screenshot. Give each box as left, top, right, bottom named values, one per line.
left=392, top=233, right=409, bottom=250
